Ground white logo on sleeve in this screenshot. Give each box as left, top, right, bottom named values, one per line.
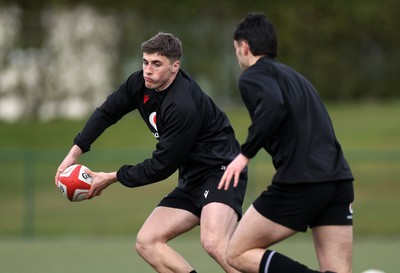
left=203, top=190, right=209, bottom=199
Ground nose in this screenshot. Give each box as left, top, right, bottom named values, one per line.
left=143, top=63, right=152, bottom=74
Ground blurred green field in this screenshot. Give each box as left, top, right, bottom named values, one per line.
left=1, top=101, right=399, bottom=272
left=0, top=234, right=399, bottom=272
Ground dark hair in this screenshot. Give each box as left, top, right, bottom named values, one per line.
left=233, top=12, right=278, bottom=58
left=141, top=32, right=182, bottom=61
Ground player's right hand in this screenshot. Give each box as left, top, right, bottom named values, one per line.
left=218, top=153, right=249, bottom=191
left=85, top=170, right=118, bottom=199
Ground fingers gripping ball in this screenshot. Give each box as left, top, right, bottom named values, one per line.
left=57, top=164, right=92, bottom=202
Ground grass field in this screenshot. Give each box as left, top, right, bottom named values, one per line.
left=0, top=234, right=399, bottom=273
left=1, top=101, right=399, bottom=272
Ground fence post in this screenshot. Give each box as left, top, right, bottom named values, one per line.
left=23, top=150, right=35, bottom=238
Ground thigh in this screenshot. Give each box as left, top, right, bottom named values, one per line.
left=138, top=206, right=200, bottom=243
left=200, top=202, right=238, bottom=243
left=202, top=170, right=247, bottom=220
left=254, top=182, right=350, bottom=232
left=312, top=225, right=353, bottom=273
left=310, top=180, right=354, bottom=228
left=229, top=205, right=296, bottom=255
left=158, top=187, right=202, bottom=217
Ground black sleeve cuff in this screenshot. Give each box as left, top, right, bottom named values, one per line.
left=73, top=134, right=90, bottom=154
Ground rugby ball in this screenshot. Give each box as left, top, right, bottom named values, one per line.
left=57, top=164, right=92, bottom=202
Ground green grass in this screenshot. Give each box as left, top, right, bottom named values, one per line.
left=0, top=101, right=399, bottom=272
left=1, top=101, right=400, bottom=236
left=0, top=234, right=398, bottom=273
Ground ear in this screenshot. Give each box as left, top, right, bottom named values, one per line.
left=172, top=60, right=180, bottom=74
left=241, top=41, right=250, bottom=55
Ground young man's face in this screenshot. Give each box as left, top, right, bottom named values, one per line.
left=142, top=52, right=180, bottom=91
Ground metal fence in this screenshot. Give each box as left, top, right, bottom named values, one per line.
left=1, top=148, right=400, bottom=237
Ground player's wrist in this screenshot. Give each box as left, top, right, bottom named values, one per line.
left=239, top=153, right=250, bottom=163
left=68, top=145, right=83, bottom=159
left=107, top=172, right=118, bottom=184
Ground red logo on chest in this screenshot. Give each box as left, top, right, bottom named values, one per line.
left=143, top=94, right=150, bottom=104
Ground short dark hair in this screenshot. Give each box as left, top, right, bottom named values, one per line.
left=141, top=32, right=182, bottom=62
left=234, top=12, right=278, bottom=58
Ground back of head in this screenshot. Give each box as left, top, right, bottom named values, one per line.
left=141, top=32, right=182, bottom=62
left=234, top=12, right=278, bottom=58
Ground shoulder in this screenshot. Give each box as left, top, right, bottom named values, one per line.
left=125, top=70, right=145, bottom=87
left=162, top=70, right=203, bottom=113
left=239, top=60, right=277, bottom=91
left=175, top=69, right=199, bottom=90
left=107, top=70, right=144, bottom=107
left=169, top=70, right=201, bottom=101
left=122, top=71, right=145, bottom=95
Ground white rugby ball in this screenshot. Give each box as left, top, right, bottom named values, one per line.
left=57, top=164, right=92, bottom=202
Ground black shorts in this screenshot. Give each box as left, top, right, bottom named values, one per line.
left=253, top=180, right=354, bottom=232
left=158, top=170, right=247, bottom=220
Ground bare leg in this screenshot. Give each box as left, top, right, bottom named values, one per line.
left=136, top=206, right=199, bottom=273
left=200, top=202, right=241, bottom=273
left=226, top=205, right=296, bottom=273
left=312, top=225, right=353, bottom=273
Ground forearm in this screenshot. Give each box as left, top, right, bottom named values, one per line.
left=67, top=144, right=83, bottom=161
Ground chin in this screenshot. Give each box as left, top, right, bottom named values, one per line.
left=145, top=82, right=155, bottom=89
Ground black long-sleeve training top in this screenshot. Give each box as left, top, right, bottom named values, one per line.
left=74, top=69, right=241, bottom=189
left=239, top=56, right=353, bottom=184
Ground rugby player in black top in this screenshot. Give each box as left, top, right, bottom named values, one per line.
left=55, top=32, right=247, bottom=273
left=218, top=13, right=354, bottom=273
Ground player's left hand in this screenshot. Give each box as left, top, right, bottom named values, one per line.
left=218, top=153, right=249, bottom=191
left=86, top=170, right=118, bottom=199
left=54, top=145, right=83, bottom=186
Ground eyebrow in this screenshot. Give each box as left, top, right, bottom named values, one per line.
left=143, top=58, right=164, bottom=64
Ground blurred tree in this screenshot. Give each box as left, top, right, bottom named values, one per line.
left=0, top=0, right=399, bottom=121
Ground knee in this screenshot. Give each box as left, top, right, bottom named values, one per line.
left=135, top=230, right=155, bottom=258
left=225, top=247, right=241, bottom=269
left=201, top=236, right=243, bottom=271
left=201, top=237, right=224, bottom=260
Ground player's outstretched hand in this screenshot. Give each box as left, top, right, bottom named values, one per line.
left=218, top=153, right=249, bottom=191
left=86, top=170, right=118, bottom=199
